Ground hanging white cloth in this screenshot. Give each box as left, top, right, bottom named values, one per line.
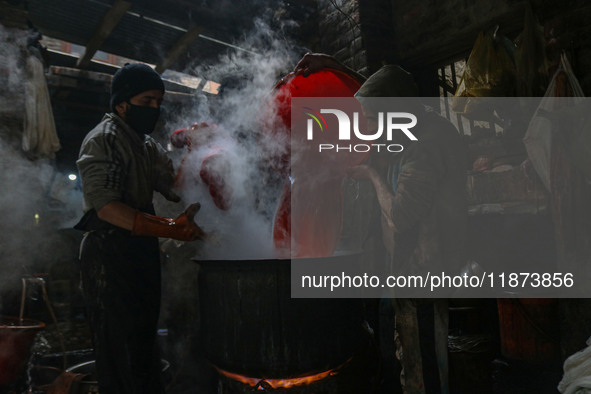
left=22, top=51, right=61, bottom=159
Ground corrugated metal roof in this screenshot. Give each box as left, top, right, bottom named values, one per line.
left=26, top=0, right=303, bottom=74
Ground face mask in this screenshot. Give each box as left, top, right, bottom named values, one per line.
left=125, top=103, right=160, bottom=135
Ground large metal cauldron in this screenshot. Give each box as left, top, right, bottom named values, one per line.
left=196, top=255, right=367, bottom=379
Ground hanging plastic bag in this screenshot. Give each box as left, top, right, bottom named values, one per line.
left=523, top=53, right=584, bottom=190
left=453, top=28, right=516, bottom=119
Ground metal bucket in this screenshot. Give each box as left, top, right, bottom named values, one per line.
left=0, top=315, right=45, bottom=386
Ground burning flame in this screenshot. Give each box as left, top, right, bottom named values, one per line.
left=216, top=358, right=351, bottom=390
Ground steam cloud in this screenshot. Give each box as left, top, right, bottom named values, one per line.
left=159, top=17, right=299, bottom=260
left=0, top=12, right=300, bottom=310
left=0, top=24, right=82, bottom=310
left=154, top=13, right=302, bottom=371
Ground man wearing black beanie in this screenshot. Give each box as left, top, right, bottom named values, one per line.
left=75, top=63, right=206, bottom=394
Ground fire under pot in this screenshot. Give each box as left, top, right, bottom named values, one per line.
left=196, top=256, right=379, bottom=393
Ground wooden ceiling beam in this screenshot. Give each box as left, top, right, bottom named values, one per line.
left=76, top=0, right=131, bottom=69
left=155, top=25, right=203, bottom=74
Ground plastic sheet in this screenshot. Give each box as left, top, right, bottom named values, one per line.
left=453, top=29, right=516, bottom=119
left=523, top=53, right=584, bottom=191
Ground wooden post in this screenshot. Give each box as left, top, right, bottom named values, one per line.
left=76, top=0, right=131, bottom=69
left=155, top=25, right=203, bottom=74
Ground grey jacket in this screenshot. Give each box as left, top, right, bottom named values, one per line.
left=77, top=113, right=176, bottom=214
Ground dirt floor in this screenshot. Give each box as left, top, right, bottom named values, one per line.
left=9, top=309, right=562, bottom=394
left=1, top=284, right=563, bottom=394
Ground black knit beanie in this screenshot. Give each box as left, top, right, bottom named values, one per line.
left=110, top=63, right=165, bottom=111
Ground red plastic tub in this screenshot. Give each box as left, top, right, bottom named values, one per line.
left=267, top=68, right=366, bottom=257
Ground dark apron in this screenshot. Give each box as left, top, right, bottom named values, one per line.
left=79, top=227, right=164, bottom=394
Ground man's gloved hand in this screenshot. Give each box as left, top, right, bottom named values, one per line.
left=292, top=52, right=366, bottom=83
left=293, top=52, right=340, bottom=77
left=131, top=203, right=207, bottom=241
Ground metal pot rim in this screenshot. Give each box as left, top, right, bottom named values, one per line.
left=66, top=359, right=170, bottom=374
left=0, top=315, right=46, bottom=330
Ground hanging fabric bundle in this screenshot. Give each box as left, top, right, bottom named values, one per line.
left=22, top=44, right=61, bottom=159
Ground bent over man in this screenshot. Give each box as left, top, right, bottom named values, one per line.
left=294, top=54, right=467, bottom=393
left=351, top=66, right=467, bottom=394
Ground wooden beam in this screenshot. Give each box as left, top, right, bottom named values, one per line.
left=76, top=0, right=131, bottom=69
left=155, top=25, right=203, bottom=74
left=0, top=1, right=29, bottom=29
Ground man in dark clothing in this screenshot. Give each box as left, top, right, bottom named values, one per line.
left=75, top=63, right=205, bottom=394
left=295, top=55, right=467, bottom=393
left=352, top=68, right=466, bottom=394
